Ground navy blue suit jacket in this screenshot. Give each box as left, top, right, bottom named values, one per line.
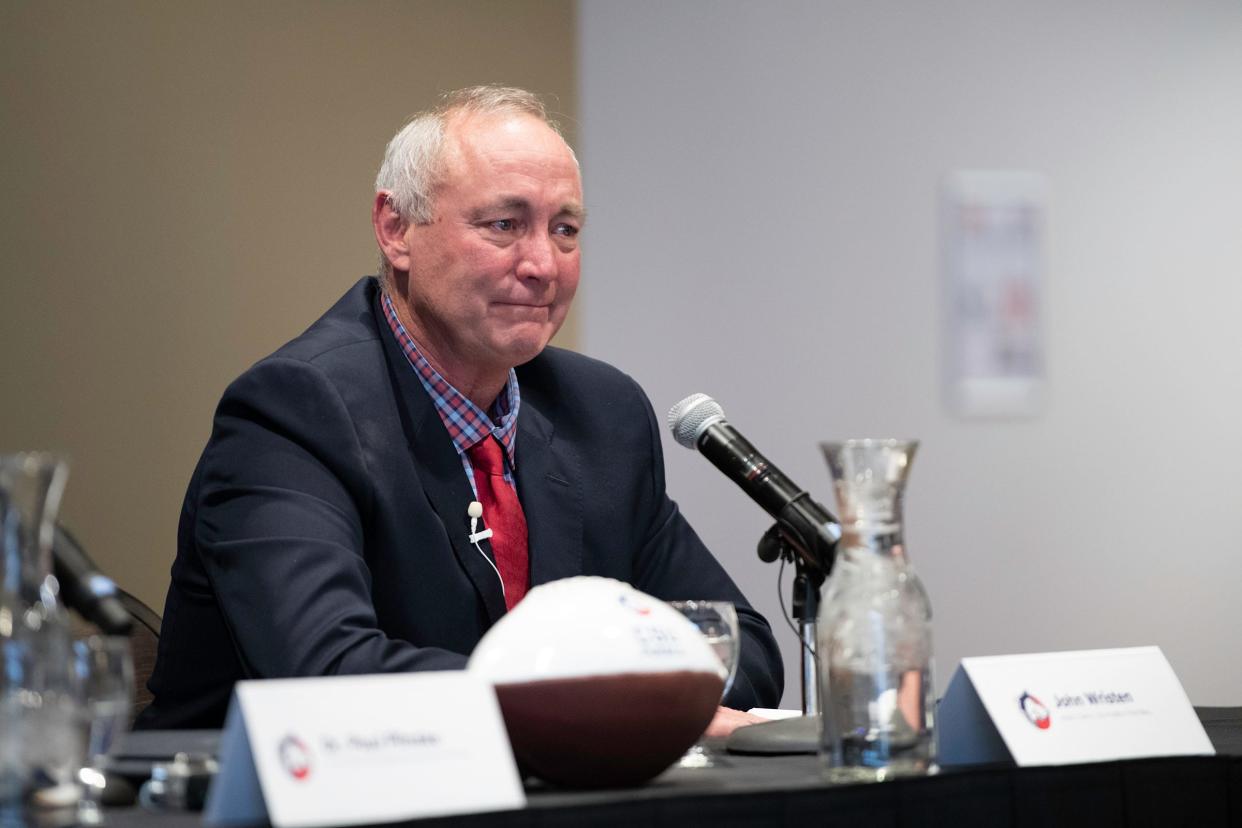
left=139, top=278, right=782, bottom=728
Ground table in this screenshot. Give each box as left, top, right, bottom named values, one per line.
left=102, top=707, right=1242, bottom=827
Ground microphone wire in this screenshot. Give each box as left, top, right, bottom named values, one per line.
left=776, top=555, right=816, bottom=662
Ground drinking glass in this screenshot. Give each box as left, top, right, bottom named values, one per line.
left=72, top=636, right=134, bottom=825
left=668, top=600, right=739, bottom=768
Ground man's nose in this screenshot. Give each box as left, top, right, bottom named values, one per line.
left=515, top=232, right=558, bottom=280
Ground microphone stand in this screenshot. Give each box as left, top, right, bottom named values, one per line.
left=729, top=523, right=831, bottom=754
left=756, top=526, right=824, bottom=715
left=792, top=564, right=822, bottom=715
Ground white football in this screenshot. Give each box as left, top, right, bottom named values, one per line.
left=468, top=577, right=725, bottom=787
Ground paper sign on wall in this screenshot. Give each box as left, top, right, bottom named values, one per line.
left=942, top=170, right=1047, bottom=419
left=204, top=672, right=524, bottom=827
left=938, top=646, right=1213, bottom=767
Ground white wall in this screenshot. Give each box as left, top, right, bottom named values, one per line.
left=578, top=1, right=1242, bottom=706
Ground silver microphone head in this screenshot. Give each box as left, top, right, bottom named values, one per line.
left=667, top=393, right=727, bottom=450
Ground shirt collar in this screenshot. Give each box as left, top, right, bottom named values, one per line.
left=381, top=291, right=520, bottom=468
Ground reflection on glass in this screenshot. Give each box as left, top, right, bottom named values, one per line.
left=818, top=439, right=936, bottom=782
left=73, top=636, right=135, bottom=825
left=669, top=600, right=739, bottom=770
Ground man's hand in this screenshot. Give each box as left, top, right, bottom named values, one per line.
left=702, top=706, right=769, bottom=739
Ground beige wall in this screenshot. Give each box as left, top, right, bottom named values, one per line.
left=0, top=1, right=578, bottom=612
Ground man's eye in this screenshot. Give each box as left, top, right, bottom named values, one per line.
left=488, top=219, right=517, bottom=232
left=553, top=223, right=580, bottom=238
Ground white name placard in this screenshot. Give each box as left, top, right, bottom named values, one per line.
left=204, top=672, right=525, bottom=827
left=938, top=646, right=1214, bottom=767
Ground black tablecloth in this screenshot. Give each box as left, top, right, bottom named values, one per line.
left=96, top=707, right=1242, bottom=827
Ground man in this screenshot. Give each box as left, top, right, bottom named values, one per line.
left=139, top=86, right=782, bottom=732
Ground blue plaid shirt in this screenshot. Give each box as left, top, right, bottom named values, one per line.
left=381, top=292, right=520, bottom=494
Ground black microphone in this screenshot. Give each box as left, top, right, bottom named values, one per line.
left=52, top=525, right=133, bottom=635
left=667, top=393, right=840, bottom=571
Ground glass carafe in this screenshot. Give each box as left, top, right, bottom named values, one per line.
left=0, top=454, right=82, bottom=811
left=817, top=439, right=935, bottom=782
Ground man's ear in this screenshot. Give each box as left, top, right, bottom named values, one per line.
left=372, top=191, right=411, bottom=272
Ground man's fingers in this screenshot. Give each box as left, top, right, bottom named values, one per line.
left=702, top=706, right=770, bottom=739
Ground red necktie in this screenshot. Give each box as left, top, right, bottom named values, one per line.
left=466, top=436, right=529, bottom=609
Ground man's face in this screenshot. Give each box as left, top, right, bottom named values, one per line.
left=396, top=112, right=583, bottom=383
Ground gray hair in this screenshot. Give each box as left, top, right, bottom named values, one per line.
left=374, top=87, right=574, bottom=286
left=377, top=86, right=566, bottom=223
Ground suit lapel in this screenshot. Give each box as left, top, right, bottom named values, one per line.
left=375, top=296, right=508, bottom=624
left=516, top=401, right=584, bottom=586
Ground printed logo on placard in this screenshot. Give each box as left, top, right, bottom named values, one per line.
left=1019, top=691, right=1052, bottom=730
left=278, top=734, right=313, bottom=780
